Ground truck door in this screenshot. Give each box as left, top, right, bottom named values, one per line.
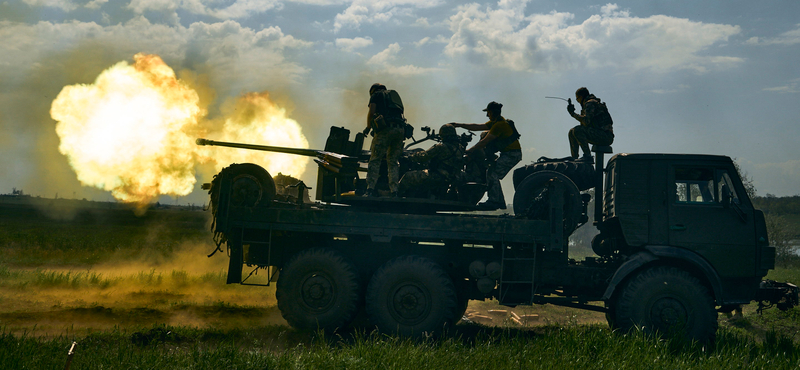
left=668, top=166, right=756, bottom=278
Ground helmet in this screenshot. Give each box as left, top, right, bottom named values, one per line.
left=369, top=83, right=386, bottom=95
left=439, top=124, right=457, bottom=141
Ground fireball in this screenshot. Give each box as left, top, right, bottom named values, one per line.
left=51, top=53, right=308, bottom=207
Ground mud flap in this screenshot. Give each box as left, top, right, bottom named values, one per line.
left=226, top=241, right=243, bottom=284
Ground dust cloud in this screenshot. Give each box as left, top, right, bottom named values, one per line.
left=0, top=240, right=286, bottom=336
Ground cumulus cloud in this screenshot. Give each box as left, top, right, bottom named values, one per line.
left=414, top=37, right=430, bottom=47
left=22, top=0, right=78, bottom=11
left=333, top=0, right=444, bottom=33
left=127, top=0, right=283, bottom=20
left=445, top=2, right=741, bottom=73
left=335, top=36, right=373, bottom=52
left=0, top=17, right=311, bottom=88
left=746, top=24, right=800, bottom=46
left=366, top=42, right=440, bottom=76
left=85, top=0, right=109, bottom=10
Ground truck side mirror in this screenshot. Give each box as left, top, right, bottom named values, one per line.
left=721, top=184, right=731, bottom=209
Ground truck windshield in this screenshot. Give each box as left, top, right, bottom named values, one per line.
left=717, top=171, right=741, bottom=204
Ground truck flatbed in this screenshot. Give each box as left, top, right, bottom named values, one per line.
left=224, top=202, right=549, bottom=244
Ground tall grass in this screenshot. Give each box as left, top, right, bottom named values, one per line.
left=2, top=325, right=799, bottom=370
left=0, top=267, right=227, bottom=290
left=0, top=205, right=210, bottom=267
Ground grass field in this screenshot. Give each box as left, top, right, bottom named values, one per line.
left=1, top=199, right=799, bottom=369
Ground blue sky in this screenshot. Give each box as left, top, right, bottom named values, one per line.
left=1, top=0, right=799, bottom=204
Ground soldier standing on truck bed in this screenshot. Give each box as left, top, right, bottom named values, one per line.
left=398, top=124, right=464, bottom=198
left=567, top=87, right=614, bottom=160
left=363, top=83, right=406, bottom=197
left=451, top=101, right=521, bottom=211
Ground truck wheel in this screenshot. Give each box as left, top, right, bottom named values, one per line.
left=366, top=256, right=457, bottom=337
left=513, top=170, right=582, bottom=234
left=276, top=248, right=361, bottom=331
left=613, top=266, right=718, bottom=343
left=225, top=163, right=276, bottom=208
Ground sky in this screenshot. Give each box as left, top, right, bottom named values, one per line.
left=1, top=0, right=799, bottom=206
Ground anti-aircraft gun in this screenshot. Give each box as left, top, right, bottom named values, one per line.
left=197, top=126, right=486, bottom=215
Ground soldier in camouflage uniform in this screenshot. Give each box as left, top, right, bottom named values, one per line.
left=567, top=87, right=614, bottom=160
left=399, top=124, right=464, bottom=198
left=363, top=83, right=406, bottom=197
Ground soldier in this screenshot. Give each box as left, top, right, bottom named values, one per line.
left=451, top=101, right=521, bottom=211
left=363, top=83, right=406, bottom=197
left=399, top=124, right=464, bottom=198
left=567, top=87, right=614, bottom=160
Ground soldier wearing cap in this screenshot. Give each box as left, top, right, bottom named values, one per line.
left=451, top=101, right=522, bottom=210
left=363, top=83, right=406, bottom=197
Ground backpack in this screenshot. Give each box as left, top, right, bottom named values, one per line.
left=379, top=90, right=413, bottom=139
left=587, top=99, right=613, bottom=131
left=485, top=119, right=521, bottom=154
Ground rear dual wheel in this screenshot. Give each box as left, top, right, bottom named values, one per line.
left=276, top=248, right=361, bottom=331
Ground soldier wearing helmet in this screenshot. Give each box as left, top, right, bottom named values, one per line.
left=398, top=124, right=464, bottom=198
left=451, top=101, right=522, bottom=210
left=363, top=83, right=407, bottom=197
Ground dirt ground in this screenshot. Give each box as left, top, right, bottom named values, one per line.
left=0, top=263, right=610, bottom=337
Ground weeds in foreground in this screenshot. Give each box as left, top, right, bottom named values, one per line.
left=2, top=325, right=800, bottom=370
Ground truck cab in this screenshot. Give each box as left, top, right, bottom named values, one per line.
left=599, top=154, right=772, bottom=305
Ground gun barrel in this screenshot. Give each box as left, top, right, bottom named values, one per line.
left=196, top=138, right=319, bottom=157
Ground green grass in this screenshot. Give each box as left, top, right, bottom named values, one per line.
left=0, top=203, right=210, bottom=267
left=2, top=325, right=800, bottom=370
left=768, top=267, right=800, bottom=283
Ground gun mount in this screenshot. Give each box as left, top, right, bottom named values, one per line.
left=199, top=126, right=492, bottom=214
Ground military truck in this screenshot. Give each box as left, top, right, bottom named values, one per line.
left=198, top=126, right=797, bottom=342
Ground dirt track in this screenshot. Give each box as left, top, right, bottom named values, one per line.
left=0, top=266, right=607, bottom=337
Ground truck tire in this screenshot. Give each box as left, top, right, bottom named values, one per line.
left=276, top=248, right=361, bottom=331
left=225, top=163, right=276, bottom=208
left=513, top=170, right=582, bottom=234
left=366, top=255, right=457, bottom=337
left=513, top=160, right=594, bottom=191
left=613, top=266, right=718, bottom=343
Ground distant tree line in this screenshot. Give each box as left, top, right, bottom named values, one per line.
left=752, top=195, right=800, bottom=215
left=751, top=195, right=800, bottom=267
